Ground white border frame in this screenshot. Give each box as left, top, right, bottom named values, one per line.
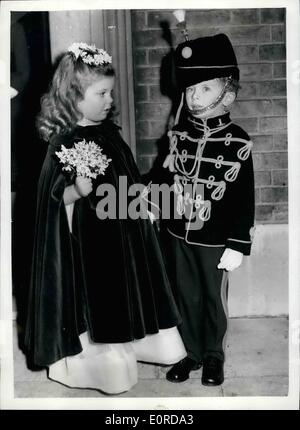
left=1, top=0, right=299, bottom=410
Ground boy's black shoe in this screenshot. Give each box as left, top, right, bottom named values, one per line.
left=201, top=356, right=224, bottom=386
left=166, top=357, right=202, bottom=383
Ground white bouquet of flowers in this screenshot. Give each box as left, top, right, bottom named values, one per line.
left=55, top=139, right=111, bottom=179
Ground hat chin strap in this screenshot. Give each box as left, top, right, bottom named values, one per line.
left=187, top=77, right=232, bottom=117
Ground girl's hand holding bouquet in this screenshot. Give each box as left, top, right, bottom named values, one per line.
left=56, top=139, right=111, bottom=203
left=74, top=176, right=93, bottom=197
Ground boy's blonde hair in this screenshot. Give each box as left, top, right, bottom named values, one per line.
left=218, top=77, right=241, bottom=96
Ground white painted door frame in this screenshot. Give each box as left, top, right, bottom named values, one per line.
left=49, top=9, right=136, bottom=156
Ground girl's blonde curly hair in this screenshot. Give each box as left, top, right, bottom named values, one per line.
left=37, top=52, right=115, bottom=141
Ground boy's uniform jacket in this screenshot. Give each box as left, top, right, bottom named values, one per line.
left=164, top=112, right=255, bottom=255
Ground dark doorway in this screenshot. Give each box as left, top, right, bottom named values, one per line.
left=11, top=11, right=52, bottom=343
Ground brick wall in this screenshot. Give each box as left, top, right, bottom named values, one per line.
left=131, top=8, right=287, bottom=224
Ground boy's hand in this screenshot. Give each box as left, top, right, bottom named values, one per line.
left=217, top=248, right=243, bottom=271
left=75, top=176, right=93, bottom=197
left=163, top=154, right=175, bottom=172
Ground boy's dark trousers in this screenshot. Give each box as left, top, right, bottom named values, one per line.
left=165, top=233, right=229, bottom=364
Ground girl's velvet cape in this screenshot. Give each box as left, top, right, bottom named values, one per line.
left=25, top=120, right=181, bottom=366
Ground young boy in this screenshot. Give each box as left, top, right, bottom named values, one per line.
left=163, top=34, right=255, bottom=386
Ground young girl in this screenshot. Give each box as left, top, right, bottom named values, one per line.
left=24, top=42, right=186, bottom=394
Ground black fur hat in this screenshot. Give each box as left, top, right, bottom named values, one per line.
left=174, top=33, right=240, bottom=89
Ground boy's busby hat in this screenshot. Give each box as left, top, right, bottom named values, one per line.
left=174, top=33, right=240, bottom=89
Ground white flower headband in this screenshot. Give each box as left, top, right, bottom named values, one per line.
left=68, top=42, right=112, bottom=66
